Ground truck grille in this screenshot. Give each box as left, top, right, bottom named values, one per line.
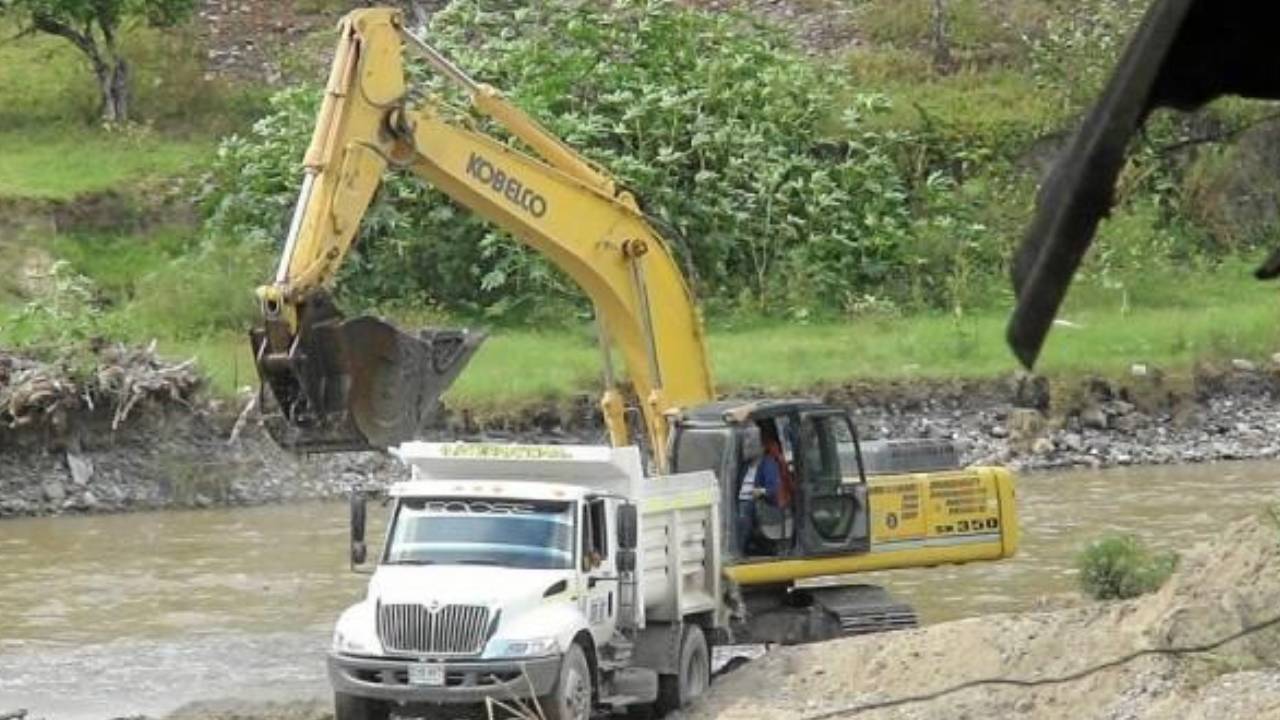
left=377, top=603, right=493, bottom=656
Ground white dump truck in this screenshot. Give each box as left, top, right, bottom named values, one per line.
left=328, top=442, right=725, bottom=720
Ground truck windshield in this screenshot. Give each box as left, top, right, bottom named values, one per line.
left=385, top=498, right=574, bottom=570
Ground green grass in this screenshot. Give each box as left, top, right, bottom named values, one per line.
left=0, top=17, right=264, bottom=132
left=0, top=127, right=211, bottom=200
left=51, top=227, right=195, bottom=298
left=160, top=333, right=259, bottom=396
left=852, top=68, right=1061, bottom=142
left=182, top=262, right=1263, bottom=412
left=85, top=259, right=1279, bottom=409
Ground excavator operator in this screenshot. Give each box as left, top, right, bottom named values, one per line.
left=736, top=427, right=775, bottom=555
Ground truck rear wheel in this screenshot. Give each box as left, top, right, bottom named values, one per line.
left=655, top=625, right=710, bottom=715
left=334, top=691, right=390, bottom=720
left=541, top=642, right=593, bottom=720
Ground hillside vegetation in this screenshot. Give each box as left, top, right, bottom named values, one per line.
left=3, top=0, right=1280, bottom=406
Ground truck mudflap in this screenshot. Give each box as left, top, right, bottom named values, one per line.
left=327, top=653, right=560, bottom=705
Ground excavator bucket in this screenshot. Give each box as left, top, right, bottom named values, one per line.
left=1008, top=0, right=1280, bottom=369
left=250, top=294, right=485, bottom=453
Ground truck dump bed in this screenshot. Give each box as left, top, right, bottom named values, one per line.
left=639, top=472, right=722, bottom=626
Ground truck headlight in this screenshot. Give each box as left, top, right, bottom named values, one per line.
left=333, top=628, right=379, bottom=655
left=496, top=637, right=560, bottom=658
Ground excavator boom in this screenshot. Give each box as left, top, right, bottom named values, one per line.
left=1008, top=0, right=1280, bottom=368
left=251, top=9, right=714, bottom=461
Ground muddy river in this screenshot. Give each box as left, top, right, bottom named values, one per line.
left=3, top=461, right=1279, bottom=718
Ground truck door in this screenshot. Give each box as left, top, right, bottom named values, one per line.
left=795, top=412, right=871, bottom=555
left=581, top=496, right=618, bottom=646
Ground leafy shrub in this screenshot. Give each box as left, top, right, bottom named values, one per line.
left=204, top=0, right=992, bottom=321
left=1078, top=534, right=1178, bottom=600
left=0, top=261, right=110, bottom=350
left=1028, top=0, right=1149, bottom=111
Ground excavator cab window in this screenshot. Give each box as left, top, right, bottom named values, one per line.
left=669, top=426, right=733, bottom=480
left=795, top=413, right=870, bottom=554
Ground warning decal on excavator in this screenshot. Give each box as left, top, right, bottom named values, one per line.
left=466, top=152, right=549, bottom=218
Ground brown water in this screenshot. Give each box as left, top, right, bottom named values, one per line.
left=2, top=462, right=1279, bottom=717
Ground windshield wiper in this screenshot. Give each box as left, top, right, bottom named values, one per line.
left=455, top=559, right=502, bottom=566
left=388, top=558, right=437, bottom=565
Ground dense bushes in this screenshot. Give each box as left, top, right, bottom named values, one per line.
left=206, top=0, right=999, bottom=321
left=203, top=0, right=1280, bottom=325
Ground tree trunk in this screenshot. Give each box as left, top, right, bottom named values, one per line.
left=28, top=13, right=131, bottom=124
left=931, top=0, right=953, bottom=73
left=97, top=58, right=130, bottom=124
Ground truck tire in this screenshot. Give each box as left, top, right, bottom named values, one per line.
left=655, top=625, right=710, bottom=715
left=541, top=642, right=593, bottom=720
left=334, top=692, right=390, bottom=720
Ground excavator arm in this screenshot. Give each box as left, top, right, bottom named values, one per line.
left=1008, top=0, right=1280, bottom=369
left=252, top=8, right=715, bottom=465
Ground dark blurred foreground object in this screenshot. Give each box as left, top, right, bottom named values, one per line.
left=1008, top=0, right=1280, bottom=369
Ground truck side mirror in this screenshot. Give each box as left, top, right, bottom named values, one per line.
left=350, top=491, right=368, bottom=567
left=617, top=503, right=638, bottom=550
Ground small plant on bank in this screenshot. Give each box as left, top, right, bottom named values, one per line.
left=1077, top=534, right=1178, bottom=600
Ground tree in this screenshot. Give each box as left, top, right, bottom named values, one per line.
left=2, top=0, right=196, bottom=123
left=930, top=0, right=952, bottom=73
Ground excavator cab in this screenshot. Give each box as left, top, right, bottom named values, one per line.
left=669, top=400, right=871, bottom=561
left=1010, top=0, right=1280, bottom=367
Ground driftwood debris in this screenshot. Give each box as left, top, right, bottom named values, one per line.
left=0, top=342, right=201, bottom=432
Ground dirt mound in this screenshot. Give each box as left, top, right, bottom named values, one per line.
left=687, top=515, right=1280, bottom=720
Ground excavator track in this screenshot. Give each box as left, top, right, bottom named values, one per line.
left=733, top=583, right=918, bottom=645
left=811, top=585, right=920, bottom=636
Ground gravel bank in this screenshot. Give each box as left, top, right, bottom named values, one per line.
left=839, top=362, right=1280, bottom=471
left=5, top=344, right=1280, bottom=518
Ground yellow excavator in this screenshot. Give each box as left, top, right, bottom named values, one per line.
left=250, top=7, right=1017, bottom=640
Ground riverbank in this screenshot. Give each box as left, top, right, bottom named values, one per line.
left=687, top=513, right=1280, bottom=720
left=4, top=341, right=1280, bottom=519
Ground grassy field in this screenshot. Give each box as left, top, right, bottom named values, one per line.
left=0, top=18, right=245, bottom=200
left=127, top=260, right=1279, bottom=413
left=0, top=127, right=211, bottom=200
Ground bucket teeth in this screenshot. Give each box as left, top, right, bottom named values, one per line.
left=251, top=294, right=484, bottom=453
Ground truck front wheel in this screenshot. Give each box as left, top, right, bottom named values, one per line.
left=542, top=642, right=593, bottom=720
left=655, top=625, right=710, bottom=715
left=334, top=692, right=390, bottom=720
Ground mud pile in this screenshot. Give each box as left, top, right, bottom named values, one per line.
left=687, top=515, right=1280, bottom=720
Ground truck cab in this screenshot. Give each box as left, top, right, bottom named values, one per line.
left=329, top=443, right=723, bottom=720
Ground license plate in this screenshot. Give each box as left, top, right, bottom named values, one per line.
left=409, top=663, right=445, bottom=686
